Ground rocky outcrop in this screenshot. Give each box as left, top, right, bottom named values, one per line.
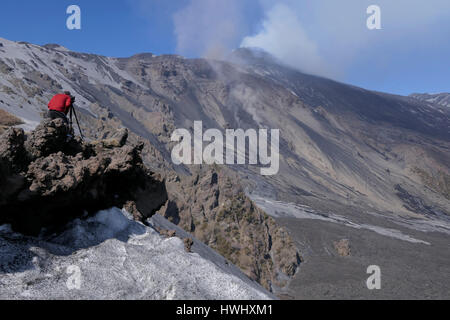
left=334, top=239, right=351, bottom=257
left=159, top=167, right=301, bottom=291
left=0, top=109, right=23, bottom=135
left=0, top=119, right=167, bottom=235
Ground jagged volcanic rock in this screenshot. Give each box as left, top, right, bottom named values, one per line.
left=0, top=119, right=167, bottom=235
left=159, top=167, right=301, bottom=291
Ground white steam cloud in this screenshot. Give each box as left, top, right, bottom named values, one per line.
left=240, top=4, right=331, bottom=77
left=171, top=0, right=450, bottom=82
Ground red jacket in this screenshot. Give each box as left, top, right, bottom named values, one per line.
left=48, top=94, right=72, bottom=114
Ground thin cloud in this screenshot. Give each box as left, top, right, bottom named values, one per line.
left=173, top=0, right=245, bottom=59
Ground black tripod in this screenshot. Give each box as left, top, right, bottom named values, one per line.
left=69, top=105, right=84, bottom=141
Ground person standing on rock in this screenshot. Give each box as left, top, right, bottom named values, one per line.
left=47, top=91, right=74, bottom=125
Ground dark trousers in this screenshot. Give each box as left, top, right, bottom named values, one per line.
left=48, top=110, right=69, bottom=125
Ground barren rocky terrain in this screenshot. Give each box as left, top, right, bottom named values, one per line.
left=0, top=37, right=448, bottom=298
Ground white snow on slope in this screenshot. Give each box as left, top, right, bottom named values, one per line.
left=0, top=208, right=273, bottom=300
left=251, top=196, right=432, bottom=245
left=148, top=214, right=276, bottom=296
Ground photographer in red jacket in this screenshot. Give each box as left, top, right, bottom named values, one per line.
left=47, top=91, right=74, bottom=124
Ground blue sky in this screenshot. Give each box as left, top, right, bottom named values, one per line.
left=0, top=0, right=449, bottom=96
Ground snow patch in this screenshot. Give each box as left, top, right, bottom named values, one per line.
left=0, top=208, right=273, bottom=300
left=251, top=196, right=431, bottom=245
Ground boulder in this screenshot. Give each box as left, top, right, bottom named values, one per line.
left=0, top=127, right=27, bottom=173
left=334, top=239, right=351, bottom=257
left=24, top=118, right=75, bottom=159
